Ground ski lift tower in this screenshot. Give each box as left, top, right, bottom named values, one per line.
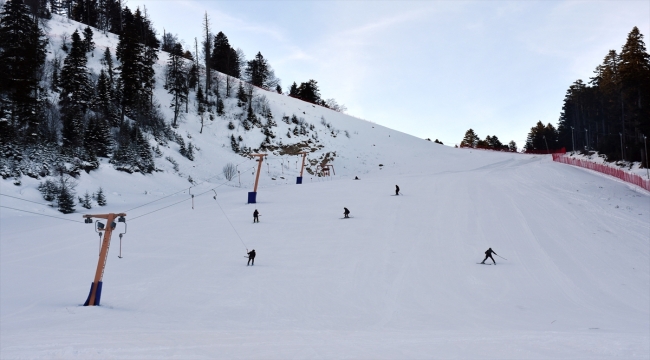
left=82, top=212, right=126, bottom=306
left=248, top=153, right=267, bottom=203
left=296, top=151, right=308, bottom=184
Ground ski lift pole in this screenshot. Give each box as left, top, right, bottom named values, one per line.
left=82, top=212, right=126, bottom=306
left=248, top=153, right=266, bottom=203
left=296, top=151, right=308, bottom=184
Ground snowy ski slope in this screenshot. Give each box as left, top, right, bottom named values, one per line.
left=2, top=146, right=648, bottom=359
left=1, top=15, right=649, bottom=359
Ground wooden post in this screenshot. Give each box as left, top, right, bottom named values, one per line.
left=83, top=213, right=126, bottom=306
left=250, top=154, right=266, bottom=192
left=299, top=152, right=308, bottom=177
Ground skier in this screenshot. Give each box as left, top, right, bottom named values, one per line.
left=247, top=249, right=256, bottom=266
left=343, top=207, right=350, bottom=218
left=354, top=176, right=360, bottom=180
left=481, top=248, right=497, bottom=265
left=395, top=185, right=400, bottom=195
left=253, top=209, right=260, bottom=223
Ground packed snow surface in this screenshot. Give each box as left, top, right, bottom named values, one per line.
left=2, top=15, right=649, bottom=359
left=2, top=144, right=649, bottom=359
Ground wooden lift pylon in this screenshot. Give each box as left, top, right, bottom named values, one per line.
left=82, top=212, right=126, bottom=306
left=296, top=152, right=308, bottom=184
left=248, top=153, right=266, bottom=203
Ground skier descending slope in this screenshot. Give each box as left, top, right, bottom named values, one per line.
left=480, top=248, right=497, bottom=265
left=253, top=209, right=260, bottom=223
left=343, top=207, right=350, bottom=218
left=395, top=185, right=400, bottom=195
left=247, top=249, right=256, bottom=266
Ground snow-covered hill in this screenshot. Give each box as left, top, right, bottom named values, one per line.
left=1, top=15, right=649, bottom=359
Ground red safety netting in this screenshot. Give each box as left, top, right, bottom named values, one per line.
left=552, top=154, right=650, bottom=191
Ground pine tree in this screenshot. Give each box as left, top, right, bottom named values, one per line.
left=133, top=125, right=154, bottom=172
left=82, top=25, right=95, bottom=53
left=288, top=82, right=298, bottom=97
left=59, top=30, right=92, bottom=150
left=460, top=129, right=479, bottom=148
left=508, top=141, right=517, bottom=152
left=96, top=186, right=107, bottom=206
left=236, top=81, right=247, bottom=105
left=93, top=69, right=117, bottom=126
left=0, top=0, right=48, bottom=143
left=210, top=31, right=240, bottom=78
left=84, top=115, right=111, bottom=157
left=296, top=80, right=321, bottom=104
left=57, top=178, right=76, bottom=214
left=116, top=7, right=159, bottom=124
left=166, top=43, right=188, bottom=128
left=81, top=190, right=92, bottom=209
left=619, top=26, right=650, bottom=140
left=245, top=52, right=269, bottom=88
left=230, top=134, right=240, bottom=152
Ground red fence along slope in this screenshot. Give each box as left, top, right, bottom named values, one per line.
left=552, top=154, right=650, bottom=191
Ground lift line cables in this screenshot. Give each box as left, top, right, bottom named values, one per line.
left=0, top=205, right=84, bottom=223
left=125, top=159, right=253, bottom=213
left=1, top=193, right=55, bottom=207
left=128, top=163, right=255, bottom=222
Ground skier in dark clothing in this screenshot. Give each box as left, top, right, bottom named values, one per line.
left=481, top=248, right=497, bottom=264
left=247, top=249, right=256, bottom=266
left=395, top=185, right=400, bottom=195
left=253, top=209, right=260, bottom=223
left=343, top=207, right=350, bottom=218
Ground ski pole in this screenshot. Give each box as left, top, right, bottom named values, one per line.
left=495, top=254, right=507, bottom=260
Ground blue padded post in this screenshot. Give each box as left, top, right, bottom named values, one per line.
left=248, top=192, right=257, bottom=204
left=94, top=281, right=103, bottom=305
left=296, top=177, right=303, bottom=184
left=83, top=281, right=103, bottom=306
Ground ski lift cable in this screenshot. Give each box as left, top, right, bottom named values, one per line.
left=125, top=159, right=253, bottom=213
left=128, top=186, right=217, bottom=221
left=0, top=205, right=84, bottom=223
left=128, top=168, right=254, bottom=222
left=214, top=198, right=248, bottom=251
left=0, top=193, right=54, bottom=207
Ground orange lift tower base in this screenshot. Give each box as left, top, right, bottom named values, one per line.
left=82, top=212, right=126, bottom=306
left=248, top=154, right=266, bottom=203
left=296, top=152, right=308, bottom=184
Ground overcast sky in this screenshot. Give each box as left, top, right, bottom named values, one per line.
left=128, top=0, right=649, bottom=147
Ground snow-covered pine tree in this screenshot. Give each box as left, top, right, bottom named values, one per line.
left=57, top=178, right=76, bottom=214
left=93, top=69, right=118, bottom=126
left=82, top=26, right=94, bottom=53
left=236, top=82, right=246, bottom=106
left=230, top=134, right=240, bottom=153
left=96, top=186, right=107, bottom=206
left=84, top=115, right=111, bottom=157
left=0, top=0, right=47, bottom=143
left=81, top=190, right=92, bottom=209
left=134, top=126, right=155, bottom=172
left=59, top=30, right=92, bottom=151
left=38, top=179, right=59, bottom=201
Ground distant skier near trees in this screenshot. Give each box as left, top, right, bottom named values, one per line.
left=253, top=209, right=260, bottom=223
left=481, top=248, right=497, bottom=264
left=395, top=185, right=400, bottom=195
left=343, top=207, right=350, bottom=218
left=247, top=249, right=256, bottom=266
